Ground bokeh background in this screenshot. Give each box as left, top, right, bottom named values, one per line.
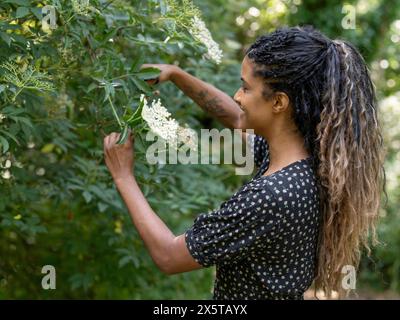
left=0, top=0, right=399, bottom=299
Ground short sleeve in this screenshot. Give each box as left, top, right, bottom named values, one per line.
left=248, top=134, right=269, bottom=168
left=185, top=185, right=282, bottom=267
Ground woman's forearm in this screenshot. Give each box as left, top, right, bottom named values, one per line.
left=114, top=175, right=176, bottom=273
left=171, top=67, right=241, bottom=129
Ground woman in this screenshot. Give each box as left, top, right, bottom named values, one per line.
left=103, top=26, right=386, bottom=299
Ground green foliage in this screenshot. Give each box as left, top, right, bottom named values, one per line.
left=0, top=0, right=245, bottom=299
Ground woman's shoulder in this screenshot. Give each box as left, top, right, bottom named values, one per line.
left=221, top=156, right=319, bottom=214
left=265, top=157, right=315, bottom=179
left=249, top=158, right=319, bottom=201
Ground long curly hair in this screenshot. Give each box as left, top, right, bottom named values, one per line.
left=246, top=26, right=387, bottom=297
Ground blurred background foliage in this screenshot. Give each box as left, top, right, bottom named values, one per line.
left=0, top=0, right=399, bottom=299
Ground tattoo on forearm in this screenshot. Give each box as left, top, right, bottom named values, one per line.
left=196, top=90, right=227, bottom=117
left=181, top=85, right=228, bottom=118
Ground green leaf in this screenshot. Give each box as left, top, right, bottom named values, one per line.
left=88, top=185, right=106, bottom=199
left=1, top=106, right=25, bottom=115
left=131, top=53, right=144, bottom=72
left=97, top=202, right=108, bottom=212
left=128, top=117, right=142, bottom=127
left=118, top=255, right=132, bottom=268
left=5, top=0, right=30, bottom=6
left=2, top=24, right=21, bottom=31
left=135, top=67, right=161, bottom=80
left=0, top=32, right=11, bottom=46
left=0, top=136, right=9, bottom=154
left=15, top=7, right=30, bottom=18
left=9, top=116, right=33, bottom=128
left=126, top=97, right=145, bottom=123
left=103, top=82, right=115, bottom=102
left=12, top=33, right=27, bottom=45
left=0, top=130, right=19, bottom=145
left=86, top=83, right=98, bottom=93
left=30, top=7, right=43, bottom=21
left=130, top=76, right=151, bottom=93
left=116, top=125, right=129, bottom=145
left=82, top=191, right=92, bottom=203
left=100, top=28, right=119, bottom=47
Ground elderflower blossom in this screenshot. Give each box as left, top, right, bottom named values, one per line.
left=0, top=155, right=12, bottom=180
left=189, top=16, right=223, bottom=64
left=1, top=159, right=11, bottom=169
left=177, top=126, right=198, bottom=151
left=72, top=0, right=92, bottom=16
left=140, top=95, right=197, bottom=150
left=1, top=61, right=54, bottom=92
left=141, top=95, right=180, bottom=148
left=1, top=170, right=11, bottom=180
left=0, top=113, right=6, bottom=123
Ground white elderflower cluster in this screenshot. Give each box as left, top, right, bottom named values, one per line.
left=141, top=95, right=179, bottom=148
left=1, top=170, right=11, bottom=179
left=177, top=126, right=198, bottom=151
left=140, top=95, right=197, bottom=151
left=1, top=61, right=54, bottom=92
left=189, top=16, right=223, bottom=64
left=0, top=113, right=6, bottom=123
left=0, top=155, right=12, bottom=180
left=71, top=0, right=92, bottom=16
left=0, top=154, right=23, bottom=180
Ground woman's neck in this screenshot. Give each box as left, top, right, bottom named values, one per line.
left=260, top=130, right=310, bottom=170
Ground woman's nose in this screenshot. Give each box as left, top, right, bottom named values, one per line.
left=233, top=89, right=241, bottom=105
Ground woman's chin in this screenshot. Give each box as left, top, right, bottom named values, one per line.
left=238, top=113, right=252, bottom=131
left=237, top=112, right=247, bottom=130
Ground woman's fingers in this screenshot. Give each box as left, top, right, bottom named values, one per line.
left=141, top=64, right=162, bottom=85
left=104, top=133, right=120, bottom=150
left=129, top=129, right=135, bottom=144
left=141, top=63, right=155, bottom=69
left=103, top=135, right=111, bottom=158
left=111, top=132, right=121, bottom=145
left=108, top=133, right=116, bottom=145
left=146, top=78, right=159, bottom=85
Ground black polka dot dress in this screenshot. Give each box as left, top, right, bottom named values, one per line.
left=185, top=134, right=322, bottom=300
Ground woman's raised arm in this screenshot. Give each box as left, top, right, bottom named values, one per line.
left=142, top=63, right=242, bottom=129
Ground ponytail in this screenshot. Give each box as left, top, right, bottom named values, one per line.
left=314, top=39, right=386, bottom=296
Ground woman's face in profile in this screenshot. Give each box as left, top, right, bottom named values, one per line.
left=234, top=55, right=275, bottom=134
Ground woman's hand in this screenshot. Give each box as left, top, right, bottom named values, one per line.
left=141, top=63, right=180, bottom=85
left=103, top=131, right=135, bottom=182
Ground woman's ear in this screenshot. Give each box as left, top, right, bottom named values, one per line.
left=271, top=91, right=290, bottom=114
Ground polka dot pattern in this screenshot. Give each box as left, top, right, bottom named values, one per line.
left=185, top=134, right=321, bottom=300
